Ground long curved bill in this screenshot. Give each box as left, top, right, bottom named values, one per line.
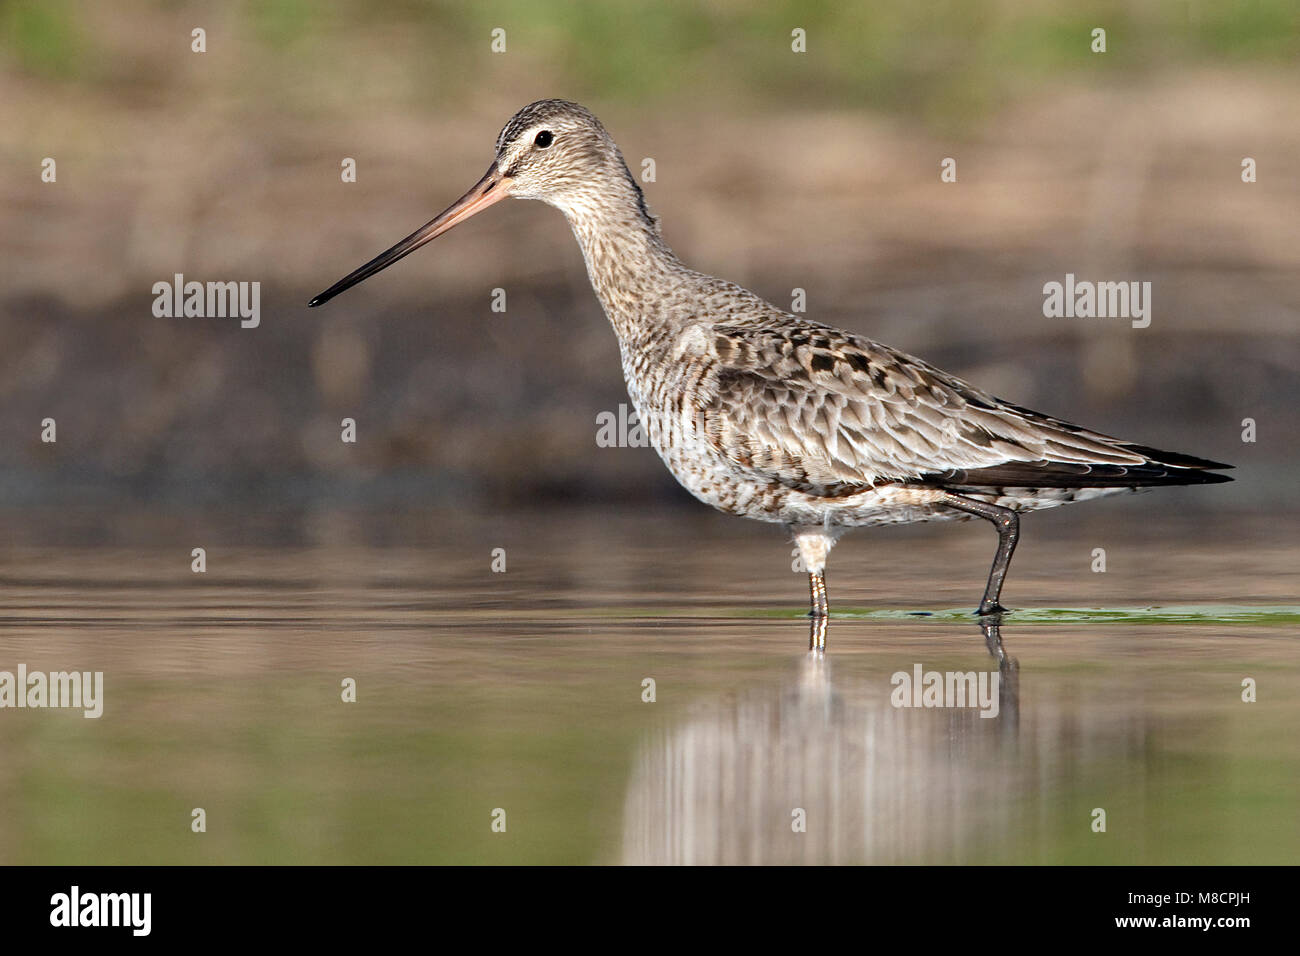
left=308, top=163, right=509, bottom=307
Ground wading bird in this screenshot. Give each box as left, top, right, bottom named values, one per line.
left=310, top=100, right=1232, bottom=649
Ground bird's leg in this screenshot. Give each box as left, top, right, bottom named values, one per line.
left=793, top=529, right=835, bottom=653
left=808, top=569, right=829, bottom=618
left=977, top=612, right=1019, bottom=731
left=807, top=570, right=829, bottom=653
left=940, top=493, right=1021, bottom=616
left=980, top=611, right=1008, bottom=665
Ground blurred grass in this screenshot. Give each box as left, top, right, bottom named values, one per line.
left=1, top=0, right=84, bottom=78
left=4, top=0, right=1298, bottom=128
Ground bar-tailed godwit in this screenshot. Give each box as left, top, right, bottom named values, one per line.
left=310, top=100, right=1232, bottom=648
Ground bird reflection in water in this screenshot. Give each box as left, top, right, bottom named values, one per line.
left=621, top=616, right=1020, bottom=865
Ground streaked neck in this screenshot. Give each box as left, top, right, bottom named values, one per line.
left=559, top=168, right=687, bottom=345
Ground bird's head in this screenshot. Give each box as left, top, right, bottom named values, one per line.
left=309, top=99, right=621, bottom=308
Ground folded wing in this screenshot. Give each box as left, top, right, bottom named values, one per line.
left=700, top=323, right=1232, bottom=495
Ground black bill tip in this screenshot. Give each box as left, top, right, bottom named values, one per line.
left=306, top=163, right=507, bottom=311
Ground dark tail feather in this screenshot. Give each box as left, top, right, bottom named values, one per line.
left=1117, top=443, right=1234, bottom=471
left=917, top=455, right=1234, bottom=490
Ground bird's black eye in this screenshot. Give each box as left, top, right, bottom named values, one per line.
left=534, top=130, right=554, bottom=148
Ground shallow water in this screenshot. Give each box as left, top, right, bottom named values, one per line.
left=0, top=505, right=1295, bottom=864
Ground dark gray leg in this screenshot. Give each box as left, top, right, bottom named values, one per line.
left=980, top=612, right=1009, bottom=665
left=940, top=492, right=1020, bottom=616
left=977, top=612, right=1019, bottom=733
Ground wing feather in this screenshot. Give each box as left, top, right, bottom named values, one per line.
left=700, top=323, right=1229, bottom=493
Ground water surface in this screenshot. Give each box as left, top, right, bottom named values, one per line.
left=0, top=506, right=1295, bottom=864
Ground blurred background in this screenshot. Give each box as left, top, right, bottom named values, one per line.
left=0, top=2, right=1297, bottom=866
left=2, top=0, right=1296, bottom=512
